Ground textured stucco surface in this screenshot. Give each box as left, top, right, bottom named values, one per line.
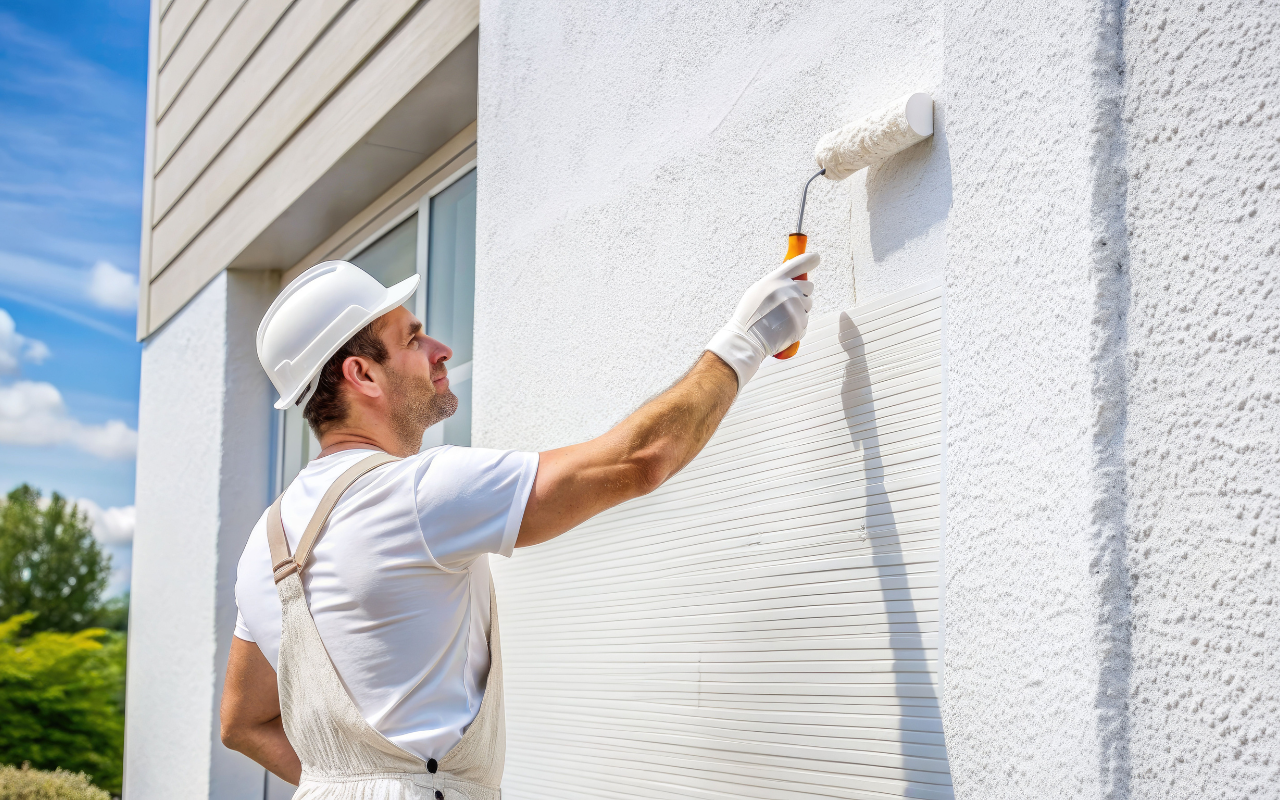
left=125, top=271, right=276, bottom=799
left=945, top=0, right=1279, bottom=797
left=475, top=0, right=948, bottom=453
left=1123, top=2, right=1280, bottom=795
left=943, top=0, right=1129, bottom=795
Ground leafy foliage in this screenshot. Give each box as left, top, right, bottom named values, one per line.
left=0, top=763, right=109, bottom=800
left=91, top=595, right=128, bottom=634
left=0, top=487, right=111, bottom=635
left=0, top=615, right=124, bottom=795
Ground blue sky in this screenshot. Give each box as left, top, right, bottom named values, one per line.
left=0, top=0, right=150, bottom=593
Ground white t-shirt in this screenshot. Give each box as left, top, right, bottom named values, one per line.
left=234, top=446, right=538, bottom=761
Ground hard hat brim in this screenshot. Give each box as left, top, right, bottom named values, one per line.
left=272, top=273, right=421, bottom=410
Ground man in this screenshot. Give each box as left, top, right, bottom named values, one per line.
left=221, top=253, right=819, bottom=796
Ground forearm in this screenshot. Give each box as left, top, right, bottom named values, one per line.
left=517, top=352, right=738, bottom=547
left=610, top=351, right=739, bottom=487
left=518, top=249, right=818, bottom=549
left=223, top=716, right=302, bottom=785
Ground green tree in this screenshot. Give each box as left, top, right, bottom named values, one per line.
left=0, top=487, right=110, bottom=634
left=0, top=615, right=124, bottom=795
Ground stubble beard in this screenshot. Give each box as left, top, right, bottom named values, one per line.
left=385, top=363, right=458, bottom=455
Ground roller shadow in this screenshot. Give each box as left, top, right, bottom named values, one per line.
left=838, top=312, right=953, bottom=797
left=865, top=101, right=952, bottom=262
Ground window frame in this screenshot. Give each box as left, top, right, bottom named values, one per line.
left=340, top=158, right=477, bottom=325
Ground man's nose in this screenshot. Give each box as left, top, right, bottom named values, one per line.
left=427, top=337, right=452, bottom=364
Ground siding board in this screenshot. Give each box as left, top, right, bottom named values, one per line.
left=495, top=281, right=952, bottom=800
left=154, top=0, right=294, bottom=145
left=151, top=0, right=418, bottom=241
left=152, top=0, right=354, bottom=202
left=156, top=0, right=248, bottom=117
left=147, top=0, right=479, bottom=330
left=158, top=0, right=209, bottom=67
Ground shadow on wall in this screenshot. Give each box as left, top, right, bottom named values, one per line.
left=839, top=312, right=954, bottom=794
left=859, top=100, right=953, bottom=266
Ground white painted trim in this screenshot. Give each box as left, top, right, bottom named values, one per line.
left=281, top=124, right=477, bottom=285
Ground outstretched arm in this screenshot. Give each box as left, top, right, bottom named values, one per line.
left=516, top=252, right=820, bottom=547
left=517, top=352, right=738, bottom=547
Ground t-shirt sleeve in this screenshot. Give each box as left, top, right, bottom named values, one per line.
left=415, top=446, right=539, bottom=569
left=234, top=608, right=255, bottom=642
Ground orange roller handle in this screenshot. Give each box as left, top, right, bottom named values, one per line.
left=773, top=232, right=808, bottom=360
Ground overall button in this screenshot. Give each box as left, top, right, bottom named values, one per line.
left=427, top=759, right=438, bottom=774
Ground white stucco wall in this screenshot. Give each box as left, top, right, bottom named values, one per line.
left=1123, top=1, right=1280, bottom=795
left=477, top=1, right=1278, bottom=799
left=942, top=0, right=1131, bottom=795
left=476, top=0, right=953, bottom=797
left=475, top=0, right=947, bottom=453
left=126, top=271, right=277, bottom=799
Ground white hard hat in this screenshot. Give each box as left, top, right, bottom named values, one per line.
left=257, top=261, right=419, bottom=410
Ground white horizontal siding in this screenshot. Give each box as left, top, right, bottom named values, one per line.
left=495, top=279, right=951, bottom=800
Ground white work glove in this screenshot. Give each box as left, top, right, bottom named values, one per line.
left=706, top=252, right=819, bottom=388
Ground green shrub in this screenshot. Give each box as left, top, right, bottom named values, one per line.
left=0, top=763, right=109, bottom=800
left=0, top=616, right=123, bottom=794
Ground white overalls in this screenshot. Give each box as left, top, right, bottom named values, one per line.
left=266, top=453, right=505, bottom=800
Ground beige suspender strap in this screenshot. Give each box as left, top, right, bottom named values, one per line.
left=266, top=452, right=402, bottom=584
left=267, top=499, right=290, bottom=581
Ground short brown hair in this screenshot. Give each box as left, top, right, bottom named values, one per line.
left=302, top=318, right=389, bottom=435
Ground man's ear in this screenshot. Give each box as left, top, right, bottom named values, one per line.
left=341, top=355, right=384, bottom=399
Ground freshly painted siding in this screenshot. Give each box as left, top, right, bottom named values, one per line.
left=495, top=281, right=951, bottom=800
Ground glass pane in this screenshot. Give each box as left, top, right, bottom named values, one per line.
left=441, top=373, right=472, bottom=447
left=351, top=213, right=417, bottom=304
left=279, top=404, right=319, bottom=490
left=427, top=170, right=476, bottom=365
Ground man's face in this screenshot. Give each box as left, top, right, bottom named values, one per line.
left=377, top=306, right=457, bottom=450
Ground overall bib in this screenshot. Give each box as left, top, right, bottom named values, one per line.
left=265, top=453, right=505, bottom=800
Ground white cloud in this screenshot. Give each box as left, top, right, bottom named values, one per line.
left=0, top=308, right=50, bottom=373
left=88, top=260, right=138, bottom=312
left=0, top=253, right=139, bottom=334
left=0, top=380, right=137, bottom=459
left=73, top=498, right=135, bottom=546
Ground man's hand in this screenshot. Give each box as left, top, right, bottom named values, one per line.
left=516, top=253, right=820, bottom=547
left=221, top=637, right=302, bottom=785
left=707, top=252, right=818, bottom=386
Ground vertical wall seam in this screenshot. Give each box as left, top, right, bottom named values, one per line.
left=1087, top=0, right=1133, bottom=797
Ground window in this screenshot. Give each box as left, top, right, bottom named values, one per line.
left=274, top=166, right=477, bottom=492
left=421, top=168, right=476, bottom=448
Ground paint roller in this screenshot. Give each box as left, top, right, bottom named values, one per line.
left=774, top=92, right=934, bottom=359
